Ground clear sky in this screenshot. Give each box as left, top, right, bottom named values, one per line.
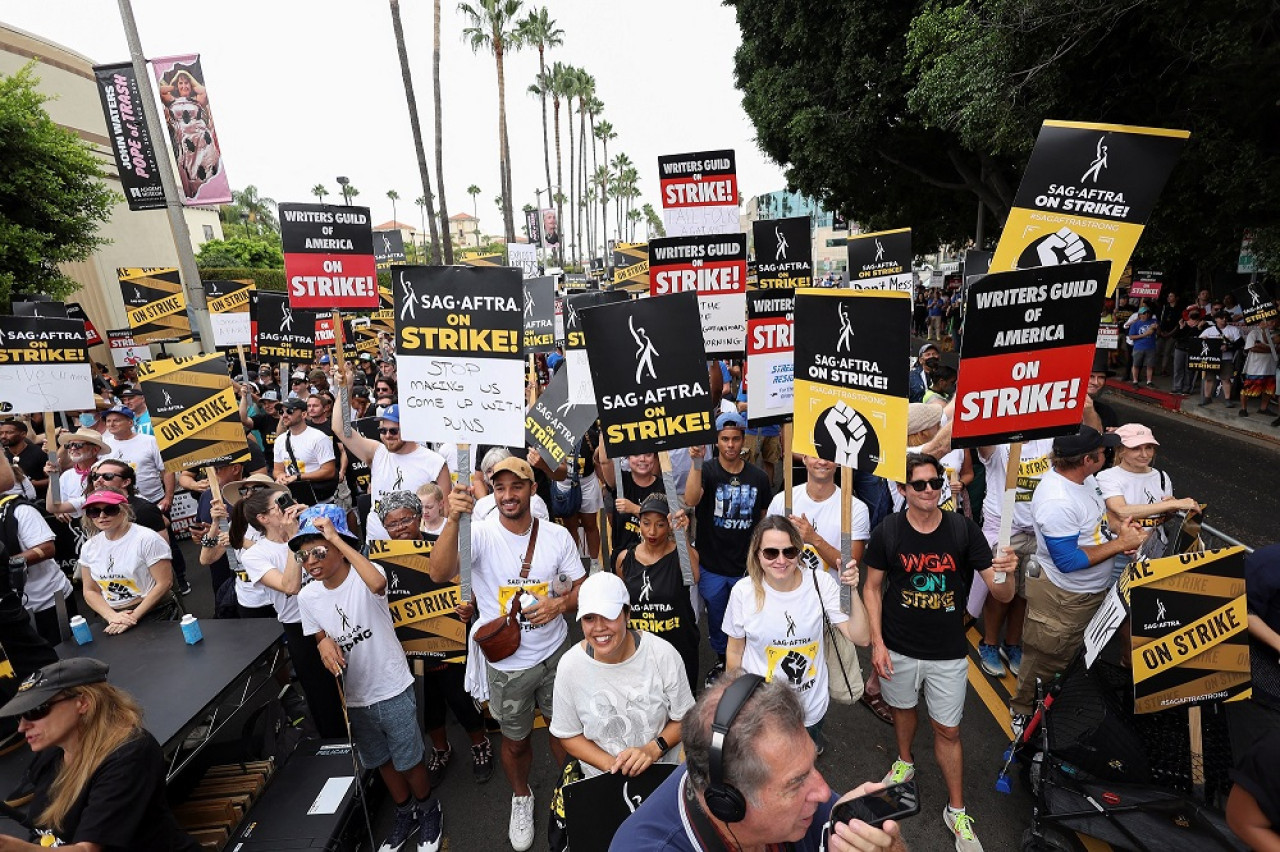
left=2, top=0, right=787, bottom=236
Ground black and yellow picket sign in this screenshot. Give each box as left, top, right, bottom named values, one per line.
left=612, top=242, right=649, bottom=292
left=460, top=252, right=503, bottom=268
left=204, top=278, right=255, bottom=348
left=119, top=267, right=192, bottom=344
left=792, top=289, right=911, bottom=483
left=1129, top=547, right=1251, bottom=715
left=368, top=538, right=465, bottom=662
left=138, top=353, right=248, bottom=473
left=362, top=281, right=396, bottom=339
left=989, top=120, right=1189, bottom=297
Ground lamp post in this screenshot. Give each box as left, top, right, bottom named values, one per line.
left=336, top=175, right=351, bottom=206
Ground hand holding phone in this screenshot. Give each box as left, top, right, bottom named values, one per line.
left=830, top=780, right=919, bottom=829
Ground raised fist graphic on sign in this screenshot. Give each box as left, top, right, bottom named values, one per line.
left=1036, top=227, right=1089, bottom=266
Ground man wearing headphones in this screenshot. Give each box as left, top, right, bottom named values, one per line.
left=613, top=673, right=908, bottom=851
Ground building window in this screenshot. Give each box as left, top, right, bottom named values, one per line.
left=203, top=224, right=214, bottom=241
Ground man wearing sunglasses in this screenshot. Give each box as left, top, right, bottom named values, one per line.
left=273, top=398, right=338, bottom=505
left=862, top=454, right=1017, bottom=852
left=332, top=364, right=450, bottom=540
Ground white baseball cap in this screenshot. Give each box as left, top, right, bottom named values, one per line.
left=576, top=572, right=630, bottom=621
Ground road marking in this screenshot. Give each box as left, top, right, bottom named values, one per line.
left=965, top=656, right=1014, bottom=741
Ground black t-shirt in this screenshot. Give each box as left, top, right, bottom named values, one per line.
left=129, top=496, right=166, bottom=533
left=6, top=442, right=47, bottom=499
left=692, top=458, right=772, bottom=577
left=1232, top=730, right=1280, bottom=827
left=25, top=731, right=200, bottom=851
left=250, top=412, right=280, bottom=455
left=610, top=471, right=665, bottom=563
left=621, top=546, right=699, bottom=671
left=864, top=511, right=991, bottom=660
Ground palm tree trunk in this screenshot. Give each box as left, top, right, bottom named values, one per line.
left=579, top=105, right=587, bottom=262
left=389, top=0, right=441, bottom=264
left=600, top=139, right=609, bottom=264
left=433, top=0, right=452, bottom=263
left=538, top=49, right=552, bottom=211
left=495, top=43, right=515, bottom=242
left=553, top=96, right=563, bottom=265
left=566, top=97, right=576, bottom=266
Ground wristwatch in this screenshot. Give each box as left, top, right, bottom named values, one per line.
left=654, top=735, right=670, bottom=757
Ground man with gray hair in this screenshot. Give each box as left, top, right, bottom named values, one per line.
left=614, top=673, right=908, bottom=851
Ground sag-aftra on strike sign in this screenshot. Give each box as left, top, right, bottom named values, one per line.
left=280, top=202, right=379, bottom=309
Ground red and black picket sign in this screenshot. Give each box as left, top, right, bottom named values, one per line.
left=280, top=202, right=378, bottom=309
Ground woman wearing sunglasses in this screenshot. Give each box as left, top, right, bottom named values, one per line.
left=77, top=491, right=179, bottom=635
left=230, top=489, right=346, bottom=739
left=724, top=515, right=869, bottom=752
left=0, top=658, right=200, bottom=850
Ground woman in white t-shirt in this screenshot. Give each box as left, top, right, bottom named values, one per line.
left=1096, top=423, right=1199, bottom=580
left=78, top=490, right=177, bottom=634
left=724, top=516, right=869, bottom=751
left=229, top=488, right=346, bottom=739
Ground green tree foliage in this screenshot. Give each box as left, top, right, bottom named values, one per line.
left=195, top=236, right=284, bottom=268
left=0, top=64, right=116, bottom=307
left=728, top=0, right=1280, bottom=281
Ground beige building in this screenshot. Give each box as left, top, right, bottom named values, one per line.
left=1, top=23, right=223, bottom=361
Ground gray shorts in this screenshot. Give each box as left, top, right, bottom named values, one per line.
left=879, top=651, right=968, bottom=728
left=347, top=684, right=425, bottom=771
left=1131, top=348, right=1156, bottom=370
left=485, top=639, right=570, bottom=741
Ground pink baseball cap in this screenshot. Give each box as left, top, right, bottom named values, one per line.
left=83, top=490, right=128, bottom=507
left=1115, top=423, right=1159, bottom=448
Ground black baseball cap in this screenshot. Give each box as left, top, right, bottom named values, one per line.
left=282, top=398, right=307, bottom=413
left=0, top=658, right=109, bottom=717
left=638, top=493, right=670, bottom=516
left=117, top=385, right=141, bottom=398
left=1052, top=425, right=1121, bottom=456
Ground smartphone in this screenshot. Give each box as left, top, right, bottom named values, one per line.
left=274, top=491, right=297, bottom=510
left=829, top=781, right=919, bottom=828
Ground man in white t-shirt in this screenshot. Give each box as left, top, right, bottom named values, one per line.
left=1011, top=427, right=1147, bottom=723
left=767, top=454, right=870, bottom=574
left=272, top=398, right=337, bottom=504
left=0, top=495, right=74, bottom=647
left=330, top=370, right=450, bottom=539
left=100, top=406, right=172, bottom=509
left=431, top=457, right=586, bottom=852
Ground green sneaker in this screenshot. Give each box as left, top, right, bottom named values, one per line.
left=881, top=758, right=915, bottom=785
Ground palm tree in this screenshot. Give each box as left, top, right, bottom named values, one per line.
left=517, top=7, right=562, bottom=209
left=610, top=152, right=632, bottom=239
left=557, top=65, right=579, bottom=265
left=312, top=184, right=330, bottom=204
left=627, top=208, right=642, bottom=242
left=547, top=61, right=570, bottom=263
left=642, top=202, right=664, bottom=240
left=389, top=0, right=442, bottom=263
left=433, top=0, right=453, bottom=263
left=585, top=95, right=603, bottom=254
left=595, top=122, right=615, bottom=251
left=387, top=189, right=400, bottom=227
left=342, top=184, right=361, bottom=205
left=573, top=72, right=594, bottom=258
left=416, top=195, right=431, bottom=262
left=459, top=0, right=526, bottom=243
left=467, top=185, right=482, bottom=246
left=232, top=185, right=278, bottom=233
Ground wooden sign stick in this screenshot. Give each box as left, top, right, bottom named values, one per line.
left=782, top=422, right=794, bottom=516
left=333, top=311, right=352, bottom=437
left=43, top=412, right=60, bottom=503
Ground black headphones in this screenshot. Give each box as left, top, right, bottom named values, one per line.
left=703, top=673, right=764, bottom=824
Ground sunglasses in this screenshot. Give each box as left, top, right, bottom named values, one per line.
left=378, top=427, right=400, bottom=436
left=760, top=546, right=800, bottom=561
left=906, top=477, right=945, bottom=492
left=91, top=471, right=127, bottom=482
left=21, top=695, right=74, bottom=723
left=296, top=545, right=329, bottom=563
left=65, top=442, right=89, bottom=450
left=86, top=504, right=123, bottom=518
left=243, top=484, right=268, bottom=494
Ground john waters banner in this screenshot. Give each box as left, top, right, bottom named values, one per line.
left=92, top=63, right=165, bottom=211
left=951, top=261, right=1110, bottom=447
left=990, top=120, right=1189, bottom=296
left=792, top=290, right=910, bottom=482
left=658, top=149, right=738, bottom=237
left=139, top=353, right=248, bottom=472
left=119, top=267, right=191, bottom=345
left=649, top=233, right=748, bottom=356
left=280, top=203, right=378, bottom=309
left=847, top=228, right=913, bottom=292
left=753, top=217, right=812, bottom=289
left=150, top=55, right=232, bottom=206
left=394, top=266, right=525, bottom=447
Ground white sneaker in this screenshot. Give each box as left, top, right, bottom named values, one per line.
left=509, top=794, right=535, bottom=851
left=943, top=806, right=984, bottom=852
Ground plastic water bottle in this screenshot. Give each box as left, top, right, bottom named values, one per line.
left=69, top=615, right=93, bottom=646
left=551, top=573, right=573, bottom=597
left=180, top=614, right=204, bottom=645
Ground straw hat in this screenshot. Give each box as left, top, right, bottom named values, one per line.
left=56, top=428, right=110, bottom=454
left=222, top=473, right=287, bottom=506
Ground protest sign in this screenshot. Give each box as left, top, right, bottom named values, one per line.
left=563, top=764, right=678, bottom=852
left=583, top=291, right=713, bottom=455
left=753, top=217, right=813, bottom=289
left=564, top=290, right=629, bottom=406
left=746, top=290, right=794, bottom=426
left=1128, top=270, right=1163, bottom=300
left=525, top=367, right=598, bottom=469
left=989, top=121, right=1189, bottom=296
left=92, top=63, right=166, bottom=211
left=106, top=329, right=151, bottom=368
left=508, top=243, right=539, bottom=279
left=613, top=242, right=649, bottom=291
left=139, top=353, right=248, bottom=472
left=847, top=228, right=913, bottom=292
left=64, top=303, right=103, bottom=347
left=1234, top=281, right=1277, bottom=325
left=461, top=253, right=503, bottom=268
left=1187, top=337, right=1224, bottom=372
left=344, top=417, right=380, bottom=494
left=11, top=301, right=65, bottom=318
left=523, top=276, right=557, bottom=354
left=373, top=229, right=407, bottom=266
left=394, top=265, right=525, bottom=446
left=203, top=279, right=254, bottom=347
left=650, top=233, right=747, bottom=356
left=150, top=55, right=231, bottom=205
left=314, top=314, right=359, bottom=360
left=658, top=149, right=739, bottom=237
left=119, top=267, right=191, bottom=345
left=368, top=538, right=466, bottom=660
left=951, top=261, right=1110, bottom=447
left=525, top=209, right=542, bottom=246
left=251, top=290, right=316, bottom=362
left=280, top=202, right=378, bottom=309
left=1130, top=548, right=1251, bottom=714
left=792, top=290, right=910, bottom=482
left=1097, top=324, right=1119, bottom=350
left=0, top=317, right=94, bottom=415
